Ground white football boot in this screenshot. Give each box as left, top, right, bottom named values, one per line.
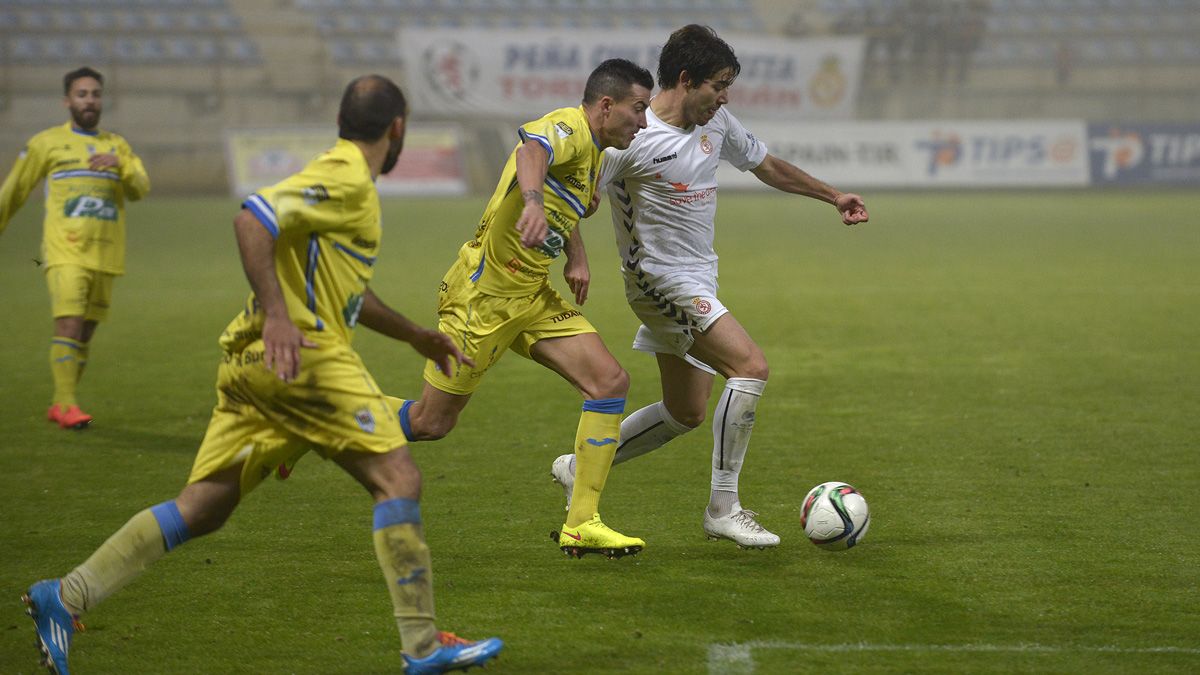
left=550, top=454, right=575, bottom=510
left=703, top=504, right=780, bottom=549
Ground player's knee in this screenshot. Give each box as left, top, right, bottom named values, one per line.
left=731, top=355, right=769, bottom=381
left=182, top=503, right=234, bottom=538
left=587, top=365, right=629, bottom=400
left=673, top=408, right=707, bottom=429
left=410, top=408, right=458, bottom=441
left=375, top=453, right=422, bottom=500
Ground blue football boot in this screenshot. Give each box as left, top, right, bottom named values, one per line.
left=23, top=579, right=81, bottom=674
left=403, top=631, right=503, bottom=674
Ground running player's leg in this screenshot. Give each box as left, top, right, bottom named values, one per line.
left=46, top=265, right=90, bottom=426
left=531, top=333, right=643, bottom=557
left=335, top=442, right=503, bottom=669
left=616, top=352, right=713, bottom=465
left=396, top=383, right=472, bottom=442
left=531, top=332, right=627, bottom=522
left=687, top=312, right=778, bottom=547
left=27, top=460, right=243, bottom=674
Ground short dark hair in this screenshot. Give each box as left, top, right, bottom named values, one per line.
left=337, top=74, right=407, bottom=142
left=582, top=58, right=653, bottom=105
left=63, top=66, right=103, bottom=95
left=657, top=24, right=740, bottom=90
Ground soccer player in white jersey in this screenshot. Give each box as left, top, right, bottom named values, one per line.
left=551, top=25, right=869, bottom=548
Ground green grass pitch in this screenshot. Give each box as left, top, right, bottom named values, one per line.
left=1, top=190, right=1198, bottom=674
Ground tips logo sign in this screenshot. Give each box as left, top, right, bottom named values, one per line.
left=915, top=132, right=963, bottom=176
left=1089, top=128, right=1145, bottom=179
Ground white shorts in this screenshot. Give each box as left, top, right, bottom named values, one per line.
left=625, top=271, right=727, bottom=375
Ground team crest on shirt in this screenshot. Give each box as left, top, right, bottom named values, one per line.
left=700, top=134, right=713, bottom=155
left=692, top=298, right=712, bottom=315
left=354, top=408, right=376, bottom=434
left=303, top=184, right=330, bottom=205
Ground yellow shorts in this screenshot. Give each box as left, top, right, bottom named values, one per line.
left=188, top=337, right=405, bottom=495
left=46, top=264, right=113, bottom=321
left=424, top=253, right=596, bottom=395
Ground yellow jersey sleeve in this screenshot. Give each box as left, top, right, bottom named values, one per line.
left=0, top=135, right=50, bottom=237
left=115, top=136, right=150, bottom=202
left=468, top=106, right=602, bottom=297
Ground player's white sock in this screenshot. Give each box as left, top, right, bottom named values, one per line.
left=708, top=377, right=766, bottom=518
left=612, top=401, right=693, bottom=466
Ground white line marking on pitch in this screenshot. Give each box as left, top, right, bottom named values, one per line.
left=707, top=641, right=1200, bottom=674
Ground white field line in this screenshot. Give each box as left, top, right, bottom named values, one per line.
left=707, top=641, right=1200, bottom=674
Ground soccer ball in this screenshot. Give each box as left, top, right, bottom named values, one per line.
left=801, top=481, right=870, bottom=550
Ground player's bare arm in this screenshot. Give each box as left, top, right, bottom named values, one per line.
left=233, top=208, right=314, bottom=382
left=563, top=220, right=590, bottom=305
left=514, top=140, right=550, bottom=248
left=358, top=289, right=475, bottom=374
left=750, top=153, right=869, bottom=225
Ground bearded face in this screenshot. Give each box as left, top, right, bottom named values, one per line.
left=380, top=133, right=405, bottom=175
left=66, top=77, right=103, bottom=131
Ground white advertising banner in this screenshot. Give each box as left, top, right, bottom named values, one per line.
left=398, top=28, right=863, bottom=120
left=716, top=120, right=1089, bottom=188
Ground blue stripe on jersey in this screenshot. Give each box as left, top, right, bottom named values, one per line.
left=50, top=169, right=118, bottom=181
left=518, top=129, right=554, bottom=165
left=70, top=126, right=99, bottom=137
left=545, top=175, right=585, bottom=216
left=583, top=397, right=626, bottom=414
left=305, top=233, right=322, bottom=330
left=333, top=242, right=377, bottom=267
left=469, top=252, right=486, bottom=283
left=243, top=194, right=279, bottom=238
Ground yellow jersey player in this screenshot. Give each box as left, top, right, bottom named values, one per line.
left=0, top=67, right=150, bottom=430
left=393, top=59, right=653, bottom=559
left=22, top=75, right=502, bottom=675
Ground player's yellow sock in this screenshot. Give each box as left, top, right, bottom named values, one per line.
left=59, top=500, right=191, bottom=614
left=566, top=398, right=625, bottom=528
left=49, top=337, right=85, bottom=407
left=76, top=342, right=89, bottom=384
left=372, top=498, right=438, bottom=658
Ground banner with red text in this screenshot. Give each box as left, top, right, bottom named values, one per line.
left=398, top=28, right=863, bottom=120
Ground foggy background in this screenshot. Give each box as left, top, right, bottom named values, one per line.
left=2, top=0, right=1197, bottom=194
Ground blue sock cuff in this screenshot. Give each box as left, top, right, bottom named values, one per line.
left=150, top=500, right=192, bottom=551
left=583, top=397, right=625, bottom=414
left=398, top=400, right=416, bottom=442
left=373, top=498, right=421, bottom=530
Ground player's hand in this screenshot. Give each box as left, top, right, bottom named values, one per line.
left=516, top=203, right=549, bottom=248
left=262, top=314, right=316, bottom=382
left=563, top=256, right=590, bottom=305
left=835, top=192, right=869, bottom=226
left=583, top=192, right=601, bottom=218
left=89, top=153, right=120, bottom=171
left=411, top=328, right=475, bottom=375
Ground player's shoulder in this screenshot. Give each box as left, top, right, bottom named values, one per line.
left=528, top=106, right=586, bottom=137
left=27, top=124, right=71, bottom=147
left=305, top=141, right=373, bottom=194
left=97, top=129, right=133, bottom=147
